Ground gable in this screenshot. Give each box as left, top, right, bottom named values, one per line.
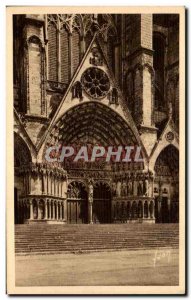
left=38, top=34, right=147, bottom=160
left=149, top=118, right=179, bottom=171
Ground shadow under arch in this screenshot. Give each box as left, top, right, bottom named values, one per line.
left=43, top=101, right=146, bottom=171
left=14, top=132, right=32, bottom=224
left=154, top=144, right=179, bottom=223
left=67, top=181, right=88, bottom=224
left=93, top=181, right=112, bottom=224
left=14, top=132, right=32, bottom=167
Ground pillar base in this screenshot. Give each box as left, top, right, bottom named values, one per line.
left=113, top=218, right=155, bottom=224
left=139, top=218, right=155, bottom=224
left=24, top=219, right=67, bottom=224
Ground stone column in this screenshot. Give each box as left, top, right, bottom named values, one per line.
left=52, top=201, right=55, bottom=219
left=151, top=200, right=155, bottom=218
left=56, top=201, right=59, bottom=220
left=54, top=178, right=56, bottom=196
left=47, top=174, right=51, bottom=195
left=62, top=202, right=64, bottom=220
left=88, top=202, right=93, bottom=224
left=57, top=179, right=60, bottom=197
left=44, top=199, right=48, bottom=220
left=28, top=173, right=31, bottom=195
left=37, top=200, right=41, bottom=220
left=43, top=174, right=47, bottom=195
left=58, top=201, right=61, bottom=220
left=59, top=202, right=62, bottom=220
left=50, top=176, right=52, bottom=195
left=48, top=201, right=51, bottom=219
left=60, top=181, right=63, bottom=197
left=88, top=182, right=94, bottom=224
left=148, top=200, right=151, bottom=218
left=80, top=36, right=85, bottom=58
left=158, top=183, right=162, bottom=222
left=29, top=199, right=34, bottom=220
left=128, top=15, right=157, bottom=155
left=42, top=173, right=45, bottom=195
left=64, top=199, right=67, bottom=222
left=142, top=200, right=144, bottom=219
left=51, top=176, right=54, bottom=195
left=133, top=175, right=137, bottom=196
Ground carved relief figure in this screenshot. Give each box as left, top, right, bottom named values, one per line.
left=137, top=181, right=143, bottom=196
left=121, top=180, right=127, bottom=196
left=72, top=81, right=83, bottom=99
left=143, top=178, right=149, bottom=196
left=112, top=181, right=117, bottom=196
left=116, top=180, right=121, bottom=197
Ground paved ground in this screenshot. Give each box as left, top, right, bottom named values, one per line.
left=15, top=248, right=179, bottom=286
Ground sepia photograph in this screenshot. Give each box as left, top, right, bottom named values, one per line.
left=6, top=6, right=185, bottom=295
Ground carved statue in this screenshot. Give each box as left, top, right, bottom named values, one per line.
left=143, top=178, right=149, bottom=196
left=112, top=181, right=117, bottom=196
left=90, top=48, right=103, bottom=66
left=121, top=181, right=127, bottom=196
left=127, top=181, right=132, bottom=196
left=70, top=186, right=80, bottom=199
left=168, top=101, right=173, bottom=119
left=116, top=181, right=121, bottom=197
left=109, top=88, right=119, bottom=105
left=72, top=81, right=83, bottom=100
left=88, top=180, right=94, bottom=203
left=137, top=181, right=143, bottom=196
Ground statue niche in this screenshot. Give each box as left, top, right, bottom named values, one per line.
left=121, top=180, right=127, bottom=196
left=72, top=81, right=83, bottom=100
left=109, top=88, right=119, bottom=105
left=90, top=47, right=103, bottom=66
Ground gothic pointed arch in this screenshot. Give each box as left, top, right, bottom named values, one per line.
left=149, top=118, right=179, bottom=171
left=14, top=132, right=32, bottom=168
left=154, top=144, right=179, bottom=223
left=93, top=181, right=112, bottom=223
left=67, top=180, right=88, bottom=224
left=14, top=109, right=37, bottom=160
left=154, top=144, right=179, bottom=178
left=42, top=101, right=145, bottom=176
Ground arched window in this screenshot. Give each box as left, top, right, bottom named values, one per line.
left=47, top=14, right=119, bottom=83
left=47, top=15, right=71, bottom=84
left=47, top=14, right=84, bottom=83
left=153, top=33, right=165, bottom=110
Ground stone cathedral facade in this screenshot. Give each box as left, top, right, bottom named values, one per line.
left=13, top=14, right=179, bottom=224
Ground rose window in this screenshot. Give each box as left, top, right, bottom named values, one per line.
left=81, top=67, right=110, bottom=99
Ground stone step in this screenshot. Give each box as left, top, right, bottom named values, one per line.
left=15, top=245, right=179, bottom=254
left=15, top=224, right=179, bottom=255
left=15, top=243, right=179, bottom=251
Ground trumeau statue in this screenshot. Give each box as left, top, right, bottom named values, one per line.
left=116, top=181, right=121, bottom=197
